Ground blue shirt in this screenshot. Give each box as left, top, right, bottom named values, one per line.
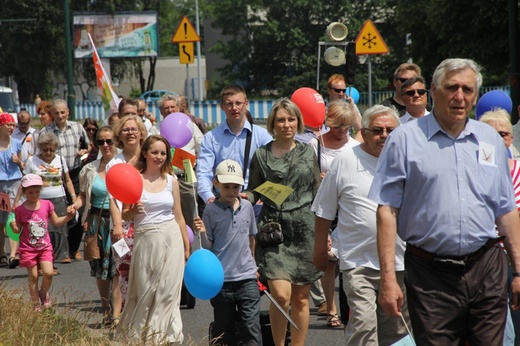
left=196, top=121, right=272, bottom=202
left=368, top=113, right=516, bottom=256
left=0, top=138, right=22, bottom=181
left=202, top=197, right=258, bottom=282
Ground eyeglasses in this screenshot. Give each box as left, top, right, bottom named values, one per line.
left=331, top=88, right=346, bottom=93
left=365, top=127, right=394, bottom=136
left=86, top=128, right=97, bottom=133
left=402, top=89, right=427, bottom=97
left=121, top=128, right=140, bottom=134
left=396, top=77, right=409, bottom=83
left=96, top=138, right=114, bottom=146
left=42, top=148, right=56, bottom=153
left=498, top=131, right=511, bottom=138
left=223, top=101, right=246, bottom=109
left=19, top=121, right=30, bottom=126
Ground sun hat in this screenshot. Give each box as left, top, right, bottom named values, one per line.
left=21, top=174, right=43, bottom=188
left=215, top=159, right=244, bottom=185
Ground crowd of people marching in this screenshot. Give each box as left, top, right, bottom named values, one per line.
left=2, top=57, right=520, bottom=345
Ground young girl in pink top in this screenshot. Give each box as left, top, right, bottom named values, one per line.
left=13, top=174, right=75, bottom=311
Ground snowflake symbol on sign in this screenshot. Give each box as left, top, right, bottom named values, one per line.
left=362, top=33, right=377, bottom=49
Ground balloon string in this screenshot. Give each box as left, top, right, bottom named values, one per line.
left=140, top=208, right=172, bottom=251
left=191, top=183, right=202, bottom=250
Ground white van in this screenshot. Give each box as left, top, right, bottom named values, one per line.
left=0, top=86, right=17, bottom=120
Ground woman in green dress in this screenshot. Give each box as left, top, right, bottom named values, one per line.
left=245, top=97, right=322, bottom=346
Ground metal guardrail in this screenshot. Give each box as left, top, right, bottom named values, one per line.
left=20, top=86, right=511, bottom=125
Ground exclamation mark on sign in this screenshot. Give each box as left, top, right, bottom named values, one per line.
left=184, top=23, right=188, bottom=39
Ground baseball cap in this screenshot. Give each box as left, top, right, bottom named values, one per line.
left=21, top=174, right=43, bottom=188
left=215, top=159, right=244, bottom=185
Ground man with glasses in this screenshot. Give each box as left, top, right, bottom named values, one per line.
left=370, top=58, right=520, bottom=344
left=400, top=76, right=430, bottom=123
left=381, top=63, right=422, bottom=115
left=12, top=110, right=36, bottom=164
left=326, top=74, right=362, bottom=140
left=313, top=105, right=409, bottom=345
left=39, top=99, right=89, bottom=262
left=197, top=85, right=272, bottom=205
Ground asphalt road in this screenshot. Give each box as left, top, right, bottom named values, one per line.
left=0, top=247, right=346, bottom=345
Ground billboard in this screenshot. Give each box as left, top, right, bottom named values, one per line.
left=73, top=12, right=158, bottom=58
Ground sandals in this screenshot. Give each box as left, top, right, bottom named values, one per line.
left=327, top=313, right=341, bottom=328
left=0, top=256, right=7, bottom=267
left=8, top=257, right=19, bottom=269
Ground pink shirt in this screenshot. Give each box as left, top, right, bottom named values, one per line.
left=15, top=199, right=53, bottom=251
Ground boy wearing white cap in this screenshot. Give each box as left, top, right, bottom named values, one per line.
left=194, top=159, right=261, bottom=345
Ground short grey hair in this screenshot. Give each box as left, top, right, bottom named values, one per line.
left=432, top=58, right=482, bottom=90
left=38, top=133, right=59, bottom=148
left=156, top=94, right=178, bottom=110
left=51, top=99, right=68, bottom=110
left=362, top=105, right=401, bottom=129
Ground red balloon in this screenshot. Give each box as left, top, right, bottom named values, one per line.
left=106, top=163, right=143, bottom=204
left=291, top=87, right=326, bottom=128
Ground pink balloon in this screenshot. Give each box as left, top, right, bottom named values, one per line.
left=160, top=112, right=194, bottom=148
left=187, top=225, right=194, bottom=245
left=291, top=87, right=326, bottom=128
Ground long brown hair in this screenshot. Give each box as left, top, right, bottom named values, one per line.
left=135, top=135, right=173, bottom=175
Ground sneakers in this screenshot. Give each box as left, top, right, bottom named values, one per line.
left=39, top=290, right=51, bottom=308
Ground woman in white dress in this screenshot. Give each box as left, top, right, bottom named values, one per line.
left=118, top=134, right=190, bottom=344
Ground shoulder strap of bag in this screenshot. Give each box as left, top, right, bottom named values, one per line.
left=94, top=193, right=108, bottom=237
left=243, top=122, right=253, bottom=181
left=317, top=138, right=321, bottom=171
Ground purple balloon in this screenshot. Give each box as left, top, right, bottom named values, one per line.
left=187, top=225, right=194, bottom=245
left=160, top=112, right=194, bottom=148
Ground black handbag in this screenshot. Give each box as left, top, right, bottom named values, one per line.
left=257, top=219, right=284, bottom=247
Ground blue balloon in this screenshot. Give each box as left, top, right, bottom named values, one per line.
left=345, top=87, right=360, bottom=104
left=184, top=249, right=224, bottom=300
left=475, top=90, right=512, bottom=120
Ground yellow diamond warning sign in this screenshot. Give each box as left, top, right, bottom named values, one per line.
left=172, top=16, right=200, bottom=43
left=355, top=19, right=389, bottom=55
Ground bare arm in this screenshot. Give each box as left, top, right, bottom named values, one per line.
left=496, top=209, right=520, bottom=310
left=377, top=205, right=403, bottom=317
left=172, top=179, right=190, bottom=261
left=50, top=208, right=75, bottom=227
left=313, top=216, right=332, bottom=272
left=194, top=216, right=213, bottom=249
left=109, top=198, right=123, bottom=240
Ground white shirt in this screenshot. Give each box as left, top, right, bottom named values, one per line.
left=309, top=137, right=360, bottom=172
left=311, top=145, right=405, bottom=271
left=12, top=127, right=37, bottom=163
left=400, top=110, right=430, bottom=123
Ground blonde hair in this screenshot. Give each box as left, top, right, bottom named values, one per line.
left=479, top=108, right=512, bottom=133
left=112, top=114, right=148, bottom=149
left=326, top=101, right=357, bottom=128
left=266, top=98, right=304, bottom=136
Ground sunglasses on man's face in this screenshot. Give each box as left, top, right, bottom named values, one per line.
left=402, top=89, right=427, bottom=97
left=331, top=88, right=346, bottom=93
left=396, top=77, right=409, bottom=83
left=96, top=139, right=114, bottom=146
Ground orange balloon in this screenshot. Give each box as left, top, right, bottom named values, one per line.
left=291, top=87, right=326, bottom=128
left=106, top=163, right=143, bottom=204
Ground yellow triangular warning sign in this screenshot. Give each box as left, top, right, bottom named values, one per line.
left=172, top=16, right=200, bottom=43
left=355, top=19, right=389, bottom=55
